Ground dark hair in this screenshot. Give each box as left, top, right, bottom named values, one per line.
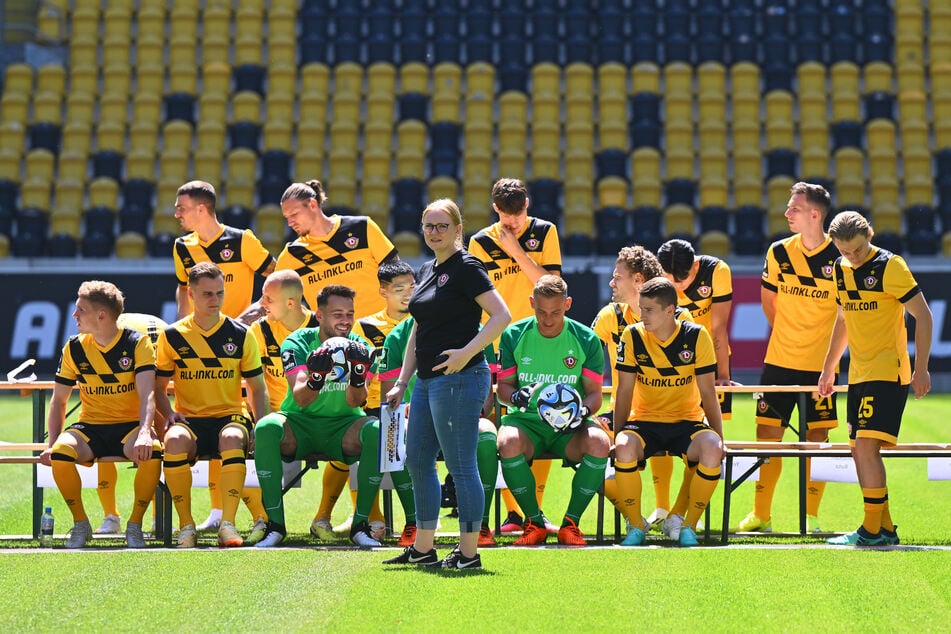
left=639, top=277, right=678, bottom=308
left=656, top=239, right=695, bottom=282
left=281, top=179, right=328, bottom=205
left=316, top=284, right=356, bottom=308
left=188, top=261, right=224, bottom=285
left=177, top=180, right=217, bottom=213
left=491, top=178, right=528, bottom=214
left=378, top=260, right=415, bottom=285
left=790, top=181, right=831, bottom=218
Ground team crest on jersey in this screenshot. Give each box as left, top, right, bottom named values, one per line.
left=864, top=275, right=877, bottom=289
left=563, top=355, right=577, bottom=369
left=697, top=285, right=712, bottom=298
left=223, top=342, right=238, bottom=356
left=679, top=348, right=694, bottom=363
left=526, top=237, right=539, bottom=250
left=220, top=248, right=234, bottom=261
left=118, top=356, right=132, bottom=370
left=822, top=264, right=834, bottom=277
left=437, top=273, right=449, bottom=287
left=345, top=235, right=359, bottom=249
left=757, top=399, right=769, bottom=413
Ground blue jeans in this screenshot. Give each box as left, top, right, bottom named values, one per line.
left=406, top=363, right=491, bottom=533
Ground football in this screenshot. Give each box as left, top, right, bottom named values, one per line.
left=534, top=382, right=584, bottom=432
left=319, top=336, right=351, bottom=383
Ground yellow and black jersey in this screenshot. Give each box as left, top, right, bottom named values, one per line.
left=54, top=328, right=156, bottom=424
left=351, top=309, right=407, bottom=410
left=117, top=313, right=168, bottom=347
left=676, top=255, right=732, bottom=332
left=156, top=315, right=263, bottom=418
left=250, top=311, right=319, bottom=411
left=762, top=234, right=839, bottom=371
left=173, top=225, right=274, bottom=319
left=592, top=302, right=693, bottom=408
left=467, top=217, right=562, bottom=323
left=616, top=320, right=716, bottom=423
left=833, top=248, right=920, bottom=385
left=275, top=215, right=397, bottom=317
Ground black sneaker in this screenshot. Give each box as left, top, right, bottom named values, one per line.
left=350, top=521, right=382, bottom=548
left=382, top=545, right=438, bottom=565
left=439, top=546, right=482, bottom=570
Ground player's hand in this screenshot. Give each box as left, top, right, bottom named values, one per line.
left=166, top=411, right=188, bottom=428
left=346, top=341, right=373, bottom=388
left=306, top=348, right=333, bottom=392
left=715, top=378, right=740, bottom=386
left=510, top=382, right=538, bottom=411
left=39, top=447, right=52, bottom=467
left=817, top=369, right=835, bottom=398
left=497, top=226, right=523, bottom=257
left=132, top=427, right=154, bottom=463
left=564, top=405, right=591, bottom=432
left=911, top=369, right=931, bottom=399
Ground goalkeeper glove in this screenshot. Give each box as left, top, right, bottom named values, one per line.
left=510, top=382, right=538, bottom=412
left=564, top=405, right=591, bottom=433
left=305, top=348, right=333, bottom=392
left=346, top=340, right=372, bottom=388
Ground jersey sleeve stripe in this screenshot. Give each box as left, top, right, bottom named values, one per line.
left=761, top=280, right=778, bottom=292
left=615, top=363, right=638, bottom=373
left=378, top=368, right=401, bottom=381
left=711, top=293, right=733, bottom=303
left=285, top=364, right=307, bottom=377
left=696, top=363, right=717, bottom=375
left=497, top=366, right=517, bottom=380
left=134, top=364, right=156, bottom=374
left=898, top=286, right=921, bottom=303
left=241, top=367, right=264, bottom=378
left=581, top=367, right=603, bottom=384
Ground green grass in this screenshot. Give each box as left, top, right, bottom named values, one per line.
left=2, top=392, right=951, bottom=631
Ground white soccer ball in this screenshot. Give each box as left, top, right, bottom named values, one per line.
left=319, top=336, right=351, bottom=383
left=534, top=382, right=584, bottom=432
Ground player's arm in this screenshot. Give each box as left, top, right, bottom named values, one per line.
left=710, top=299, right=732, bottom=383
left=761, top=286, right=777, bottom=328
left=39, top=382, right=72, bottom=466
left=613, top=369, right=635, bottom=437
left=433, top=289, right=511, bottom=374
left=580, top=374, right=603, bottom=418
left=497, top=229, right=555, bottom=285
left=131, top=369, right=157, bottom=462
left=245, top=373, right=270, bottom=421
left=697, top=370, right=723, bottom=440
left=385, top=322, right=418, bottom=407
left=905, top=292, right=933, bottom=398
left=287, top=364, right=320, bottom=409
left=818, top=306, right=848, bottom=397
left=153, top=374, right=182, bottom=433
left=175, top=285, right=190, bottom=320
left=496, top=371, right=518, bottom=408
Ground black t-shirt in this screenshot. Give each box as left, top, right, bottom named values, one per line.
left=410, top=249, right=495, bottom=379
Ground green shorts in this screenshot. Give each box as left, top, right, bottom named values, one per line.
left=501, top=411, right=595, bottom=464
left=281, top=411, right=366, bottom=464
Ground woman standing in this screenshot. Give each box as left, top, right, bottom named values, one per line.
left=383, top=199, right=510, bottom=570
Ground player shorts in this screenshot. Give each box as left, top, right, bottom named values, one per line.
left=847, top=381, right=908, bottom=446
left=756, top=363, right=838, bottom=431
left=717, top=367, right=733, bottom=420
left=65, top=421, right=138, bottom=459
left=619, top=420, right=716, bottom=460
left=280, top=411, right=372, bottom=464
left=501, top=411, right=597, bottom=464
left=173, top=414, right=251, bottom=458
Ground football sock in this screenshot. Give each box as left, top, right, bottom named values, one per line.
left=613, top=460, right=643, bottom=527
left=50, top=443, right=86, bottom=522
left=564, top=454, right=608, bottom=523
left=252, top=415, right=286, bottom=526
left=500, top=454, right=542, bottom=524
left=501, top=488, right=521, bottom=515
left=684, top=463, right=720, bottom=528
left=532, top=459, right=552, bottom=507
left=476, top=431, right=499, bottom=525
left=602, top=477, right=618, bottom=509
left=219, top=448, right=247, bottom=525
left=354, top=420, right=383, bottom=526
left=96, top=461, right=120, bottom=517
left=649, top=454, right=674, bottom=511
left=754, top=435, right=782, bottom=521
left=208, top=458, right=222, bottom=512
left=315, top=461, right=350, bottom=521
left=242, top=487, right=267, bottom=522
left=670, top=460, right=698, bottom=517
left=163, top=451, right=195, bottom=528
left=881, top=498, right=895, bottom=532
left=390, top=468, right=416, bottom=523
left=805, top=457, right=826, bottom=518
left=130, top=456, right=162, bottom=524
left=862, top=486, right=887, bottom=535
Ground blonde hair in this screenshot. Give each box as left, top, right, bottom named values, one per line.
left=422, top=198, right=463, bottom=248
left=77, top=281, right=125, bottom=319
left=828, top=210, right=873, bottom=242
left=533, top=274, right=568, bottom=299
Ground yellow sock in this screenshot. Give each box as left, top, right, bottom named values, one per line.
left=862, top=486, right=887, bottom=535
left=368, top=490, right=384, bottom=524
left=805, top=457, right=826, bottom=518
left=130, top=458, right=162, bottom=524
left=670, top=461, right=697, bottom=517
left=684, top=463, right=720, bottom=528
left=163, top=452, right=194, bottom=529
left=242, top=487, right=267, bottom=522
left=613, top=460, right=643, bottom=527
left=649, top=454, right=674, bottom=510
left=501, top=488, right=521, bottom=514
left=754, top=439, right=782, bottom=521
left=315, top=461, right=350, bottom=521
left=219, top=449, right=247, bottom=525
left=51, top=444, right=87, bottom=522
left=532, top=459, right=552, bottom=508
left=96, top=461, right=120, bottom=517
left=881, top=498, right=894, bottom=532
left=208, top=457, right=222, bottom=510
left=603, top=478, right=618, bottom=508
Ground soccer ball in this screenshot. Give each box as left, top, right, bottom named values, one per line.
left=534, top=382, right=583, bottom=432
left=319, top=336, right=351, bottom=382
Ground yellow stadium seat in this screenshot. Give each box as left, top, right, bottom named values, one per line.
left=196, top=120, right=226, bottom=155
left=363, top=61, right=395, bottom=96
left=327, top=175, right=357, bottom=210
left=36, top=64, right=66, bottom=97
left=26, top=149, right=55, bottom=182
left=194, top=149, right=222, bottom=183
left=900, top=119, right=928, bottom=152
left=665, top=148, right=694, bottom=181
left=152, top=205, right=182, bottom=237
left=266, top=93, right=294, bottom=125
left=533, top=121, right=560, bottom=155
left=301, top=62, right=331, bottom=99
left=63, top=93, right=94, bottom=129
left=565, top=149, right=593, bottom=182
left=597, top=176, right=628, bottom=208
left=499, top=91, right=528, bottom=125
left=432, top=93, right=461, bottom=124
left=631, top=147, right=661, bottom=183
left=942, top=232, right=951, bottom=257
left=268, top=38, right=296, bottom=69
left=460, top=121, right=490, bottom=156
left=834, top=146, right=864, bottom=179
left=863, top=61, right=893, bottom=94
left=461, top=180, right=491, bottom=215
left=202, top=62, right=232, bottom=96
left=697, top=61, right=725, bottom=97
left=0, top=93, right=28, bottom=126
left=129, top=121, right=158, bottom=156
left=599, top=92, right=626, bottom=127
left=68, top=35, right=98, bottom=69
left=565, top=120, right=594, bottom=156
left=232, top=91, right=262, bottom=123
left=598, top=62, right=627, bottom=98
left=465, top=62, right=495, bottom=100
left=897, top=62, right=925, bottom=93
left=168, top=33, right=198, bottom=70
left=731, top=93, right=761, bottom=129
left=125, top=150, right=155, bottom=182
left=497, top=148, right=527, bottom=179
left=367, top=92, right=395, bottom=126
left=428, top=176, right=458, bottom=202
left=873, top=202, right=902, bottom=234
left=665, top=121, right=693, bottom=154
left=498, top=122, right=527, bottom=154
left=800, top=147, right=829, bottom=179
left=62, top=122, right=91, bottom=156
left=798, top=120, right=827, bottom=151
left=797, top=61, right=826, bottom=97
left=798, top=93, right=827, bottom=122
left=765, top=89, right=793, bottom=128
left=131, top=92, right=161, bottom=126
left=203, top=3, right=231, bottom=40
left=633, top=179, right=662, bottom=209
left=664, top=92, right=692, bottom=127
left=0, top=121, right=23, bottom=154
left=397, top=119, right=426, bottom=155
left=664, top=62, right=693, bottom=95
left=698, top=120, right=727, bottom=154
left=866, top=119, right=896, bottom=155
left=392, top=231, right=422, bottom=258
left=767, top=176, right=795, bottom=214
left=905, top=173, right=934, bottom=207
left=115, top=232, right=147, bottom=258
left=870, top=176, right=900, bottom=211
left=295, top=148, right=324, bottom=181
left=898, top=90, right=927, bottom=125
left=263, top=120, right=293, bottom=154
left=395, top=151, right=424, bottom=180
left=137, top=4, right=165, bottom=37
left=732, top=147, right=762, bottom=182
left=566, top=94, right=593, bottom=124
left=136, top=35, right=164, bottom=71
left=162, top=120, right=193, bottom=154
left=168, top=63, right=198, bottom=96
left=54, top=179, right=84, bottom=215
left=37, top=5, right=65, bottom=44
left=533, top=93, right=560, bottom=127
left=699, top=147, right=728, bottom=182
left=434, top=62, right=462, bottom=97
left=0, top=148, right=22, bottom=182
left=227, top=148, right=258, bottom=182
left=255, top=203, right=286, bottom=248
left=400, top=62, right=428, bottom=95
left=100, top=93, right=131, bottom=128
left=32, top=92, right=62, bottom=126
left=463, top=149, right=492, bottom=184
left=931, top=33, right=951, bottom=65
left=235, top=34, right=264, bottom=67
left=201, top=34, right=230, bottom=66
left=88, top=177, right=119, bottom=210
left=135, top=64, right=165, bottom=98
left=599, top=120, right=628, bottom=152
left=65, top=64, right=95, bottom=99
left=531, top=147, right=559, bottom=180
left=159, top=150, right=189, bottom=183
left=566, top=61, right=594, bottom=96
left=331, top=91, right=360, bottom=126
left=224, top=181, right=256, bottom=210
left=51, top=208, right=81, bottom=238
left=700, top=176, right=728, bottom=209
left=297, top=119, right=326, bottom=154
left=698, top=93, right=726, bottom=125
left=630, top=62, right=660, bottom=94
left=363, top=120, right=392, bottom=152
left=362, top=148, right=390, bottom=182
left=532, top=62, right=561, bottom=96
left=465, top=96, right=493, bottom=125
left=20, top=179, right=52, bottom=212
left=731, top=62, right=761, bottom=95
left=169, top=5, right=198, bottom=43
left=699, top=230, right=730, bottom=258
left=664, top=204, right=695, bottom=237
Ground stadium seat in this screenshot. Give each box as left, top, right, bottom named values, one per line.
left=391, top=231, right=422, bottom=258
left=597, top=176, right=628, bottom=209
left=830, top=120, right=863, bottom=150
left=699, top=231, right=730, bottom=258
left=664, top=204, right=695, bottom=238
left=114, top=232, right=146, bottom=259
left=733, top=206, right=766, bottom=255
left=595, top=206, right=632, bottom=256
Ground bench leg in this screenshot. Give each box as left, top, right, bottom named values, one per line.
left=596, top=485, right=605, bottom=544
left=155, top=482, right=173, bottom=548
left=383, top=489, right=394, bottom=537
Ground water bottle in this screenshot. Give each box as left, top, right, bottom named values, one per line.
left=39, top=507, right=54, bottom=547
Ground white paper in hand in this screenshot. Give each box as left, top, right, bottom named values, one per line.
left=379, top=402, right=408, bottom=472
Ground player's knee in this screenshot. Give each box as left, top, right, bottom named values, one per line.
left=50, top=441, right=78, bottom=463
left=254, top=415, right=284, bottom=443
left=496, top=428, right=521, bottom=457
left=582, top=427, right=611, bottom=458
left=478, top=417, right=496, bottom=434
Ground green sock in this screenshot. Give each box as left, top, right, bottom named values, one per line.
left=252, top=414, right=287, bottom=526
left=477, top=431, right=498, bottom=525
left=354, top=419, right=383, bottom=526
left=500, top=454, right=542, bottom=524
left=390, top=468, right=415, bottom=523
left=564, top=454, right=608, bottom=523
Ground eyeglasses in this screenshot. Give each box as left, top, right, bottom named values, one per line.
left=421, top=222, right=451, bottom=234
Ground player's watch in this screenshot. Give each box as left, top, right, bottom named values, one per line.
left=395, top=380, right=409, bottom=388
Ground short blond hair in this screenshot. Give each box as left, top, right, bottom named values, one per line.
left=533, top=274, right=567, bottom=299
left=828, top=210, right=872, bottom=242
left=78, top=280, right=124, bottom=319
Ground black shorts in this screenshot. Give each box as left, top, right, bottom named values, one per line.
left=756, top=363, right=838, bottom=431
left=65, top=421, right=138, bottom=459
left=619, top=420, right=716, bottom=460
left=847, top=381, right=908, bottom=445
left=174, top=414, right=251, bottom=458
